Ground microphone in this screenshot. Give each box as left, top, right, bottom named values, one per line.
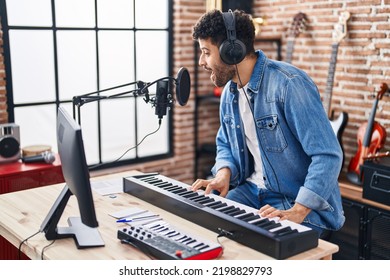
left=22, top=151, right=56, bottom=164
left=140, top=67, right=191, bottom=120
left=155, top=80, right=170, bottom=120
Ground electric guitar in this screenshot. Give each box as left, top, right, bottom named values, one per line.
left=323, top=11, right=350, bottom=167
left=285, top=12, right=307, bottom=64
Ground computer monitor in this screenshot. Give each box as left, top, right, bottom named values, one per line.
left=40, top=107, right=104, bottom=248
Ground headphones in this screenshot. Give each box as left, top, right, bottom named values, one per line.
left=219, top=9, right=247, bottom=65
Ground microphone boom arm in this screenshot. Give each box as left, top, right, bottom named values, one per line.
left=72, top=81, right=149, bottom=123
left=71, top=67, right=190, bottom=124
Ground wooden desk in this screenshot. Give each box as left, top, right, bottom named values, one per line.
left=0, top=171, right=338, bottom=260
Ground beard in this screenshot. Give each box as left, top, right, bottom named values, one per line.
left=210, top=63, right=235, bottom=87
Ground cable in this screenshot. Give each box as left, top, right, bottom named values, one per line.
left=214, top=235, right=225, bottom=260
left=89, top=121, right=162, bottom=171
left=41, top=239, right=56, bottom=260
left=18, top=230, right=40, bottom=260
left=235, top=64, right=287, bottom=210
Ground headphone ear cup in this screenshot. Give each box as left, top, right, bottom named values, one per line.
left=219, top=39, right=246, bottom=65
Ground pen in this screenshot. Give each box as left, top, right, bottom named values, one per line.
left=116, top=214, right=159, bottom=223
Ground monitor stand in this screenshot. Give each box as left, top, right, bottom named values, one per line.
left=57, top=217, right=105, bottom=248
left=40, top=186, right=105, bottom=248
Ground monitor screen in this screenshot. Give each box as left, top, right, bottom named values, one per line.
left=57, top=106, right=98, bottom=227
left=40, top=107, right=104, bottom=248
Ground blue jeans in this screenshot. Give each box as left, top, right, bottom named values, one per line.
left=225, top=181, right=324, bottom=238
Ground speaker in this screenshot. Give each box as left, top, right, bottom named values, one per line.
left=219, top=10, right=247, bottom=65
left=0, top=123, right=20, bottom=163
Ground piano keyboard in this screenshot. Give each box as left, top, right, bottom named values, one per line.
left=117, top=221, right=223, bottom=260
left=123, top=174, right=319, bottom=259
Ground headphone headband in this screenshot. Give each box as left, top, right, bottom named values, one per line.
left=222, top=10, right=237, bottom=42
left=219, top=9, right=246, bottom=65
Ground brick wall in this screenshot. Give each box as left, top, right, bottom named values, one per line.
left=1, top=1, right=390, bottom=184
left=253, top=0, right=390, bottom=175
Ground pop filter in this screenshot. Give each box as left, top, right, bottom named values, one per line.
left=175, top=67, right=190, bottom=106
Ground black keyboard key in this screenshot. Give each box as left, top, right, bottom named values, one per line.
left=272, top=226, right=292, bottom=235
left=149, top=224, right=161, bottom=229
left=148, top=179, right=163, bottom=184
left=242, top=214, right=261, bottom=222
left=179, top=191, right=195, bottom=197
left=166, top=232, right=180, bottom=238
left=164, top=186, right=182, bottom=192
left=155, top=182, right=173, bottom=188
left=171, top=188, right=189, bottom=195
left=181, top=237, right=192, bottom=243
left=209, top=202, right=227, bottom=209
left=218, top=205, right=236, bottom=213
left=195, top=196, right=214, bottom=203
left=197, top=244, right=210, bottom=251
left=185, top=239, right=197, bottom=245
left=190, top=196, right=212, bottom=203
left=193, top=242, right=204, bottom=249
left=156, top=227, right=170, bottom=233
left=252, top=218, right=272, bottom=227
left=164, top=230, right=176, bottom=236
left=169, top=187, right=185, bottom=192
left=141, top=177, right=158, bottom=183
left=227, top=209, right=246, bottom=216
left=176, top=235, right=188, bottom=241
left=224, top=207, right=241, bottom=215
left=262, top=221, right=281, bottom=230
left=181, top=192, right=199, bottom=199
left=203, top=200, right=223, bottom=207
left=236, top=212, right=255, bottom=220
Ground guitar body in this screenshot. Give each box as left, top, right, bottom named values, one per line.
left=330, top=111, right=348, bottom=147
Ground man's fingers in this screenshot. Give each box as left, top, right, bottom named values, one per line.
left=191, top=179, right=214, bottom=192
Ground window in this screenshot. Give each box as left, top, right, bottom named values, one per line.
left=0, top=0, right=173, bottom=168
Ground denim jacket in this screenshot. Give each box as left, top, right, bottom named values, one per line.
left=211, top=50, right=345, bottom=230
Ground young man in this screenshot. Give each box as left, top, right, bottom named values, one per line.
left=191, top=9, right=345, bottom=237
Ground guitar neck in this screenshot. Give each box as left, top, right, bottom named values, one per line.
left=285, top=38, right=295, bottom=64
left=323, top=43, right=339, bottom=117
left=362, top=99, right=379, bottom=147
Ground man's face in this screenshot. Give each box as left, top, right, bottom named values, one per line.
left=198, top=38, right=235, bottom=87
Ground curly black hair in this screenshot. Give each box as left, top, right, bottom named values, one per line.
left=192, top=9, right=255, bottom=55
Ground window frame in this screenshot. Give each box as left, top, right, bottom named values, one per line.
left=0, top=0, right=174, bottom=170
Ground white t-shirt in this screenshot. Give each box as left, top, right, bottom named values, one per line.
left=238, top=85, right=265, bottom=188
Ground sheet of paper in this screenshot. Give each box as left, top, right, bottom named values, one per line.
left=109, top=207, right=148, bottom=219
left=91, top=177, right=123, bottom=196
left=125, top=217, right=163, bottom=226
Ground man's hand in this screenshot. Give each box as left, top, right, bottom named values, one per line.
left=258, top=202, right=311, bottom=224
left=191, top=167, right=231, bottom=197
